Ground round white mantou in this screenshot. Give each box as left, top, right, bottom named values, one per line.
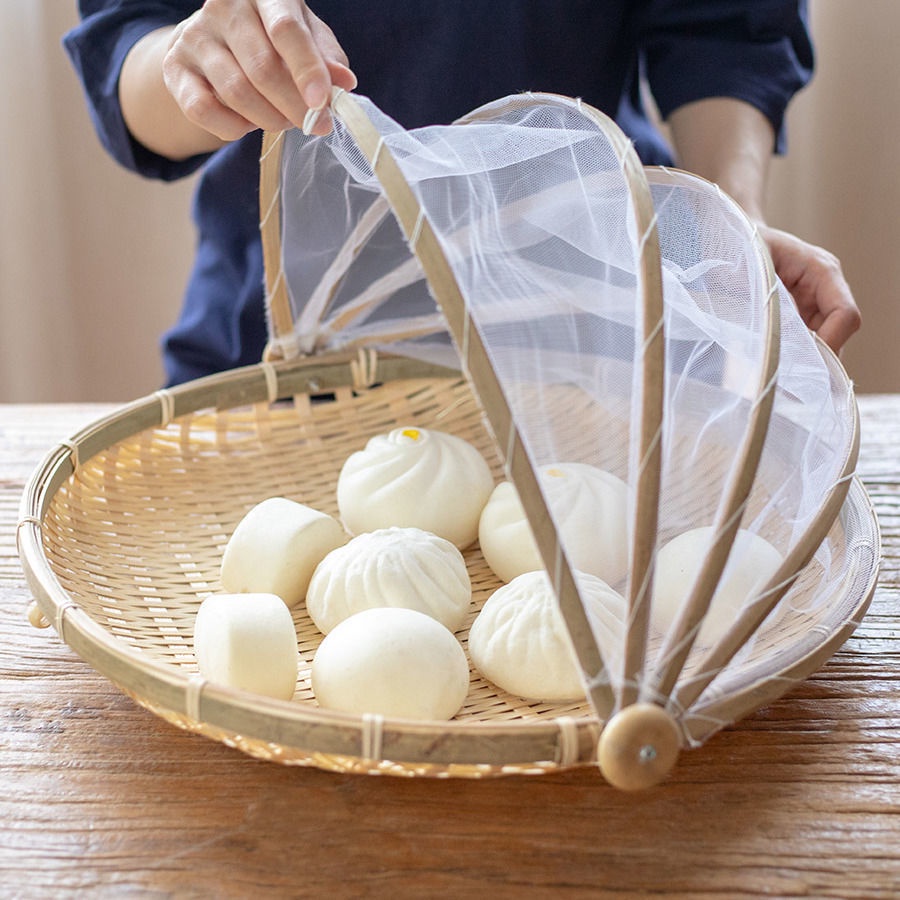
left=336, top=426, right=494, bottom=548
left=651, top=526, right=783, bottom=647
left=311, top=607, right=470, bottom=720
left=478, top=462, right=629, bottom=585
left=220, top=497, right=346, bottom=607
left=193, top=592, right=299, bottom=700
left=306, top=526, right=472, bottom=634
left=468, top=570, right=625, bottom=702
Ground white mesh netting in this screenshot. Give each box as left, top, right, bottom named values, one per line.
left=271, top=91, right=867, bottom=741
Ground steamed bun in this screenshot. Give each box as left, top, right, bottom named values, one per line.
left=478, top=463, right=629, bottom=585
left=468, top=570, right=625, bottom=702
left=220, top=497, right=346, bottom=607
left=193, top=592, right=299, bottom=700
left=651, top=526, right=783, bottom=647
left=337, top=426, right=493, bottom=548
left=306, top=526, right=472, bottom=634
left=311, top=607, right=470, bottom=720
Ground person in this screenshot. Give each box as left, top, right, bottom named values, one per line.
left=65, top=1, right=860, bottom=387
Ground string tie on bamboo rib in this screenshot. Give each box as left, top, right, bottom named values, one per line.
left=259, top=184, right=280, bottom=239
left=59, top=439, right=80, bottom=472
left=361, top=712, right=384, bottom=762
left=302, top=87, right=345, bottom=136
left=259, top=128, right=285, bottom=162
left=554, top=716, right=580, bottom=767
left=54, top=600, right=77, bottom=645
left=15, top=515, right=42, bottom=555
left=637, top=212, right=660, bottom=258
left=258, top=361, right=280, bottom=404
left=409, top=209, right=427, bottom=249
left=751, top=367, right=780, bottom=411
left=266, top=329, right=301, bottom=364
left=185, top=674, right=207, bottom=723
left=350, top=347, right=378, bottom=391
left=154, top=389, right=175, bottom=427
left=302, top=106, right=324, bottom=136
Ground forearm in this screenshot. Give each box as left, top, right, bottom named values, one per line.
left=666, top=97, right=775, bottom=222
left=667, top=96, right=860, bottom=352
left=120, top=26, right=227, bottom=162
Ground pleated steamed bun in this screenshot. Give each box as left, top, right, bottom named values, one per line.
left=468, top=569, right=625, bottom=702
left=337, top=426, right=494, bottom=548
left=306, top=526, right=472, bottom=634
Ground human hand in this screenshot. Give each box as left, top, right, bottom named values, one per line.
left=757, top=224, right=861, bottom=355
left=163, top=0, right=357, bottom=141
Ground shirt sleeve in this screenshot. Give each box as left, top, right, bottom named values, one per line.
left=636, top=0, right=814, bottom=152
left=63, top=0, right=208, bottom=180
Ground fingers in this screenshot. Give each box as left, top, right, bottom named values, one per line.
left=759, top=225, right=861, bottom=355
left=812, top=286, right=862, bottom=354
left=260, top=2, right=354, bottom=109
left=165, top=11, right=295, bottom=140
left=164, top=0, right=356, bottom=140
left=164, top=60, right=262, bottom=142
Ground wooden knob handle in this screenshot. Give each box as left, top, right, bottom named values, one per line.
left=597, top=703, right=681, bottom=791
left=26, top=600, right=49, bottom=629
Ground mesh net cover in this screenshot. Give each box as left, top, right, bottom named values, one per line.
left=270, top=90, right=864, bottom=761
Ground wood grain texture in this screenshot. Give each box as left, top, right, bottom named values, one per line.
left=1, top=400, right=898, bottom=898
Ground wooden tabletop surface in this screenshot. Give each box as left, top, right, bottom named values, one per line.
left=1, top=399, right=898, bottom=898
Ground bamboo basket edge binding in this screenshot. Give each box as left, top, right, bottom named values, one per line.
left=17, top=90, right=880, bottom=786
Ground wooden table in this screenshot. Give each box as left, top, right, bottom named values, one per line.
left=1, top=400, right=898, bottom=898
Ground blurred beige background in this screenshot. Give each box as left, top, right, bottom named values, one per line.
left=1, top=1, right=897, bottom=402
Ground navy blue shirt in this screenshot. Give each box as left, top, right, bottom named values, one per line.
left=65, top=1, right=813, bottom=386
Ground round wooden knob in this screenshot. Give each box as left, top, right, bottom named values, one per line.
left=26, top=600, right=50, bottom=629
left=597, top=703, right=681, bottom=791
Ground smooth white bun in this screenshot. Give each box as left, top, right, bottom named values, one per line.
left=306, top=526, right=471, bottom=634
left=193, top=593, right=299, bottom=700
left=220, top=497, right=346, bottom=607
left=651, top=526, right=783, bottom=647
left=336, top=426, right=494, bottom=548
left=468, top=570, right=625, bottom=702
left=311, top=607, right=470, bottom=720
left=478, top=463, right=629, bottom=585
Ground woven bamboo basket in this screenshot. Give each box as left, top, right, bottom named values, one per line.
left=18, top=91, right=880, bottom=789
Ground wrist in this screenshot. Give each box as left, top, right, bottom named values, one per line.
left=121, top=26, right=228, bottom=161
